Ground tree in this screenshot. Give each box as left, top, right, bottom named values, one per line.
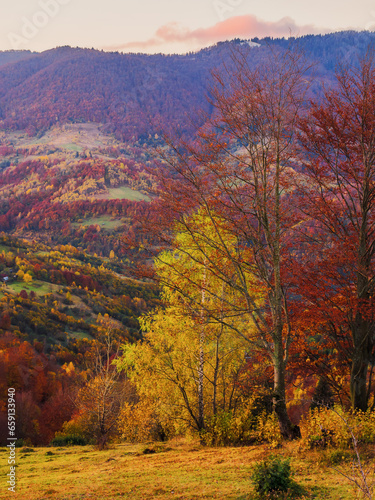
left=150, top=46, right=311, bottom=438
left=118, top=212, right=254, bottom=436
left=298, top=53, right=375, bottom=411
left=76, top=320, right=125, bottom=449
left=23, top=272, right=33, bottom=284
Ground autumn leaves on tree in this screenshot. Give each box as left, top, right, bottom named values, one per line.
left=134, top=46, right=375, bottom=439
left=298, top=54, right=375, bottom=412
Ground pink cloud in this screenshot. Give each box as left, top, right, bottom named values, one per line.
left=106, top=14, right=327, bottom=52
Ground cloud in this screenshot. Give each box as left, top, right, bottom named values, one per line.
left=106, top=14, right=327, bottom=52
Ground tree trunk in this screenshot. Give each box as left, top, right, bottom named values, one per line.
left=271, top=151, right=297, bottom=439
left=351, top=312, right=370, bottom=411
left=198, top=337, right=204, bottom=430
left=351, top=206, right=372, bottom=411
left=198, top=264, right=207, bottom=431
left=212, top=336, right=220, bottom=415
left=350, top=352, right=369, bottom=411
left=273, top=330, right=297, bottom=439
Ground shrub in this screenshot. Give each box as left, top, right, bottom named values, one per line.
left=15, top=439, right=28, bottom=448
left=251, top=456, right=293, bottom=497
left=300, top=406, right=375, bottom=450
left=200, top=409, right=256, bottom=446
left=50, top=434, right=88, bottom=446
left=257, top=411, right=283, bottom=448
left=321, top=449, right=355, bottom=466
left=200, top=394, right=276, bottom=446
left=118, top=399, right=168, bottom=443
left=201, top=410, right=282, bottom=447
left=50, top=416, right=92, bottom=447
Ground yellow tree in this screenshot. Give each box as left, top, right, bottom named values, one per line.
left=118, top=210, right=262, bottom=434
left=23, top=273, right=33, bottom=284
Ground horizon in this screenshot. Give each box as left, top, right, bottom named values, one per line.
left=1, top=0, right=374, bottom=55
left=0, top=29, right=371, bottom=57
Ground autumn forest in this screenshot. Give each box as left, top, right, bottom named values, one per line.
left=1, top=32, right=375, bottom=469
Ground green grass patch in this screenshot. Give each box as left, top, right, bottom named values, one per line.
left=66, top=330, right=93, bottom=340
left=105, top=186, right=150, bottom=201
left=0, top=244, right=12, bottom=252
left=71, top=216, right=123, bottom=230
left=5, top=280, right=62, bottom=296
left=62, top=143, right=83, bottom=152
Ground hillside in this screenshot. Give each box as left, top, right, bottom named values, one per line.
left=0, top=232, right=159, bottom=445
left=1, top=31, right=374, bottom=257
left=0, top=46, right=211, bottom=141
left=0, top=31, right=375, bottom=140
left=2, top=30, right=375, bottom=450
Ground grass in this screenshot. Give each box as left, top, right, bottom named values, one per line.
left=61, top=143, right=83, bottom=152
left=0, top=440, right=369, bottom=500
left=4, top=280, right=62, bottom=296
left=66, top=330, right=94, bottom=340
left=105, top=186, right=150, bottom=201
left=0, top=244, right=12, bottom=252
left=71, top=216, right=123, bottom=230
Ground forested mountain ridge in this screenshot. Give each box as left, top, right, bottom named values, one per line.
left=0, top=31, right=375, bottom=140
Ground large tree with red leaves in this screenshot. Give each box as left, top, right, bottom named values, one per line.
left=298, top=53, right=375, bottom=411
left=149, top=46, right=312, bottom=438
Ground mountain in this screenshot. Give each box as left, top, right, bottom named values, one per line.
left=0, top=46, right=213, bottom=141
left=0, top=49, right=35, bottom=67
left=0, top=30, right=375, bottom=259
left=0, top=31, right=375, bottom=141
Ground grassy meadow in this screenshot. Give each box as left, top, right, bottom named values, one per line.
left=71, top=216, right=124, bottom=230
left=1, top=439, right=372, bottom=500
left=105, top=186, right=150, bottom=201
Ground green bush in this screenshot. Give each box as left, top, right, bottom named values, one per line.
left=15, top=439, right=28, bottom=448
left=251, top=456, right=292, bottom=496
left=50, top=434, right=88, bottom=446
left=322, top=448, right=355, bottom=466
left=201, top=410, right=241, bottom=446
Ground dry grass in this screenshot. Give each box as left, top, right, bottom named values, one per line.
left=1, top=439, right=371, bottom=500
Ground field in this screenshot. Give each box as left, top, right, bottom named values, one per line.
left=2, top=123, right=116, bottom=153
left=0, top=440, right=371, bottom=500
left=71, top=216, right=124, bottom=230
left=102, top=186, right=150, bottom=202
left=4, top=280, right=62, bottom=296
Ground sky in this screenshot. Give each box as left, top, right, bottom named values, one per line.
left=1, top=0, right=375, bottom=54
